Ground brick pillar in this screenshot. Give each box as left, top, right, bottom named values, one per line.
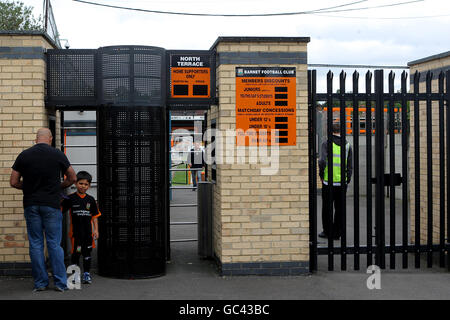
left=0, top=33, right=58, bottom=275
left=208, top=37, right=310, bottom=275
left=408, top=52, right=450, bottom=246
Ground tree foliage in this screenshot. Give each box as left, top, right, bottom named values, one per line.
left=0, top=0, right=43, bottom=31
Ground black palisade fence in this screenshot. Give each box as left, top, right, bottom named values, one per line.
left=308, top=69, right=450, bottom=272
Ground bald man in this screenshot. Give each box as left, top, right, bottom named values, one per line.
left=10, top=128, right=77, bottom=292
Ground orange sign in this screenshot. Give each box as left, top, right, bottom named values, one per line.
left=236, top=67, right=296, bottom=146
left=170, top=54, right=211, bottom=98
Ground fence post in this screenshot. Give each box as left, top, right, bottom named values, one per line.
left=374, top=70, right=386, bottom=269
left=197, top=182, right=213, bottom=259
left=308, top=70, right=318, bottom=272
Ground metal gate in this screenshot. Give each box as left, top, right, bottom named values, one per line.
left=308, top=69, right=450, bottom=271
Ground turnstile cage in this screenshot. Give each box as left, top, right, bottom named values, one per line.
left=97, top=106, right=167, bottom=278
left=98, top=46, right=164, bottom=106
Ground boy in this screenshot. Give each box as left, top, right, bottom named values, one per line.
left=61, top=171, right=101, bottom=284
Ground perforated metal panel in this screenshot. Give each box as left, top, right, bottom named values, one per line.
left=98, top=46, right=165, bottom=107
left=46, top=46, right=165, bottom=108
left=97, top=106, right=167, bottom=278
left=46, top=50, right=97, bottom=106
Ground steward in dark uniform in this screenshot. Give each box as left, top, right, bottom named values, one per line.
left=318, top=123, right=353, bottom=240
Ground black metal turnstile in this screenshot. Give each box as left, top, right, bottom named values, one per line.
left=94, top=46, right=168, bottom=278
left=46, top=45, right=215, bottom=277
left=97, top=106, right=167, bottom=278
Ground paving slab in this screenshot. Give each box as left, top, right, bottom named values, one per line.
left=0, top=189, right=448, bottom=300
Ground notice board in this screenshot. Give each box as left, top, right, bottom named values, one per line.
left=170, top=54, right=211, bottom=99
left=236, top=67, right=296, bottom=146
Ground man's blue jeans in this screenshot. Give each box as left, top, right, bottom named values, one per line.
left=191, top=169, right=201, bottom=187
left=24, top=206, right=67, bottom=290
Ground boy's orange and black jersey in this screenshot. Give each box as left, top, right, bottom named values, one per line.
left=61, top=192, right=101, bottom=252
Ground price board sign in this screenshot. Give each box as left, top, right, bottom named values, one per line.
left=170, top=54, right=211, bottom=99
left=235, top=67, right=296, bottom=146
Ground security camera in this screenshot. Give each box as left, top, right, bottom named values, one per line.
left=60, top=39, right=70, bottom=49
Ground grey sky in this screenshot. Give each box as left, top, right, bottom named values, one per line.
left=23, top=0, right=449, bottom=66
left=22, top=0, right=449, bottom=92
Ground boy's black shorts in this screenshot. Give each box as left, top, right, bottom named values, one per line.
left=72, top=236, right=93, bottom=256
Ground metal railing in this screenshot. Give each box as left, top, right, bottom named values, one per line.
left=60, top=119, right=203, bottom=244
left=169, top=162, right=201, bottom=242
left=309, top=69, right=450, bottom=272
left=59, top=113, right=98, bottom=255
left=169, top=129, right=205, bottom=243
left=61, top=123, right=97, bottom=190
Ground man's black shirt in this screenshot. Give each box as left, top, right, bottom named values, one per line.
left=12, top=143, right=70, bottom=209
left=189, top=147, right=205, bottom=168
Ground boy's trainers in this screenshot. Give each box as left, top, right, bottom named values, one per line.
left=82, top=272, right=92, bottom=284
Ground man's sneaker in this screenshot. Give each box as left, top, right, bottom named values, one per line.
left=54, top=286, right=68, bottom=292
left=318, top=231, right=328, bottom=239
left=82, top=272, right=92, bottom=284
left=32, top=286, right=48, bottom=293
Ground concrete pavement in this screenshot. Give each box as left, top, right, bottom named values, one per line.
left=0, top=241, right=448, bottom=300
left=0, top=189, right=448, bottom=300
